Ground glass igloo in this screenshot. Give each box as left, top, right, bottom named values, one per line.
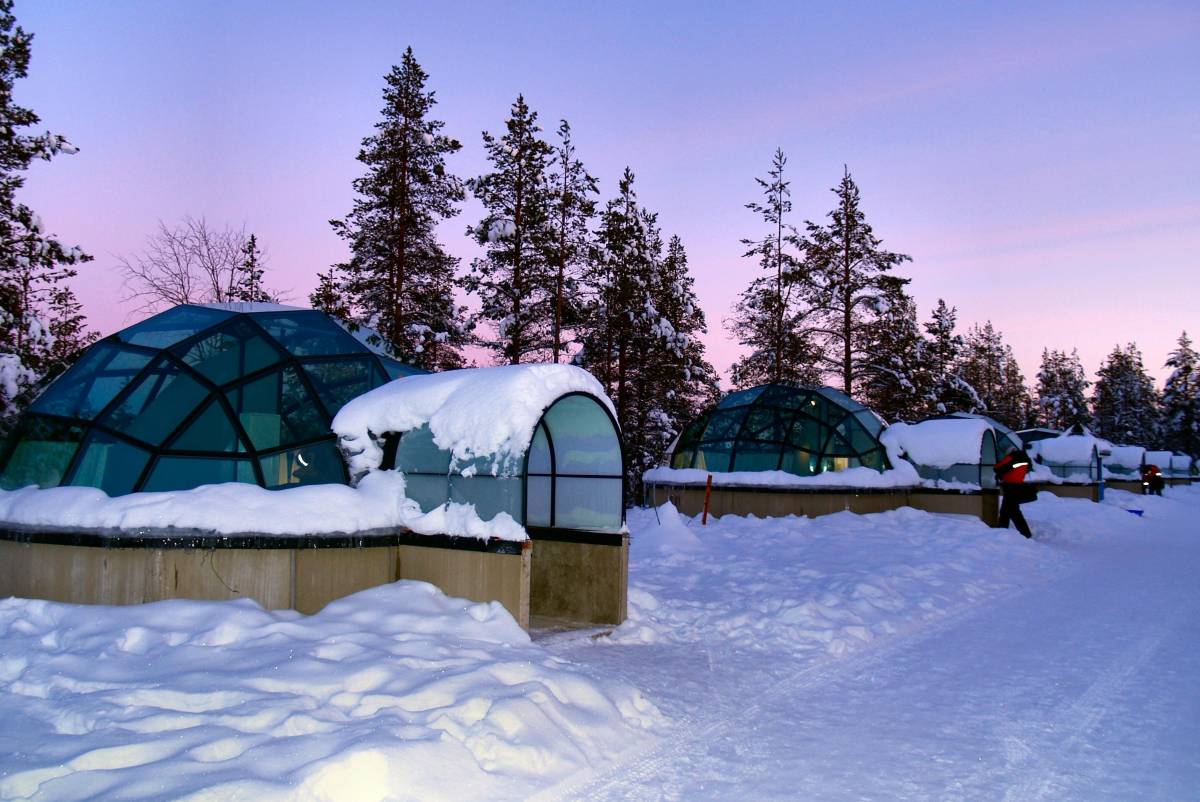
left=669, top=383, right=889, bottom=475
left=0, top=303, right=424, bottom=495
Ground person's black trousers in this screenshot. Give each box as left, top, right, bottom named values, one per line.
left=998, top=487, right=1032, bottom=538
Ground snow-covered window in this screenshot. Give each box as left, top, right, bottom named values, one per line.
left=880, top=418, right=1002, bottom=488
left=670, top=383, right=889, bottom=477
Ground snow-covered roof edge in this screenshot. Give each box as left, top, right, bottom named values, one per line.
left=332, top=364, right=616, bottom=479
left=880, top=419, right=994, bottom=469
left=643, top=463, right=920, bottom=490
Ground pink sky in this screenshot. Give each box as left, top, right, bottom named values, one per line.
left=13, top=1, right=1200, bottom=386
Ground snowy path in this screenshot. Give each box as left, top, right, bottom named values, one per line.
left=544, top=492, right=1200, bottom=801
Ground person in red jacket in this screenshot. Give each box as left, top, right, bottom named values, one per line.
left=1141, top=464, right=1165, bottom=496
left=995, top=449, right=1034, bottom=539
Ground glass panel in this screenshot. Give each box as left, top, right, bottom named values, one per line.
left=781, top=448, right=818, bottom=476
left=174, top=318, right=281, bottom=386
left=670, top=448, right=695, bottom=469
left=823, top=432, right=853, bottom=457
left=31, top=343, right=152, bottom=420
left=118, top=305, right=233, bottom=349
left=0, top=417, right=84, bottom=489
left=67, top=431, right=151, bottom=495
left=854, top=409, right=885, bottom=437
left=378, top=356, right=426, bottom=381
left=676, top=416, right=709, bottom=449
left=731, top=441, right=782, bottom=472
left=542, top=395, right=622, bottom=475
left=980, top=430, right=997, bottom=466
left=450, top=476, right=522, bottom=523
left=837, top=418, right=879, bottom=456
left=702, top=408, right=748, bottom=442
left=228, top=367, right=326, bottom=451
left=740, top=406, right=789, bottom=443
left=757, top=385, right=812, bottom=409
left=401, top=474, right=449, bottom=513
left=527, top=475, right=551, bottom=527
left=859, top=448, right=888, bottom=472
left=819, top=455, right=851, bottom=473
left=103, top=359, right=208, bottom=445
left=170, top=400, right=243, bottom=452
left=787, top=417, right=827, bottom=453
left=141, top=456, right=248, bottom=492
left=302, top=357, right=377, bottom=417
left=695, top=441, right=734, bottom=472
left=395, top=424, right=452, bottom=474
left=527, top=424, right=551, bottom=474
left=259, top=440, right=344, bottom=488
left=716, top=386, right=766, bottom=409
left=252, top=311, right=368, bottom=356
left=554, top=476, right=622, bottom=531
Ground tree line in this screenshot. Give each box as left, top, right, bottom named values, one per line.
left=1, top=23, right=1196, bottom=491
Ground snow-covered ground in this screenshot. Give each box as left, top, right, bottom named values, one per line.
left=2, top=486, right=1198, bottom=800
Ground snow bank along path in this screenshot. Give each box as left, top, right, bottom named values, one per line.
left=537, top=488, right=1200, bottom=801
left=0, top=582, right=660, bottom=802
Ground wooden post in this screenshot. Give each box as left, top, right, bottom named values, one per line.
left=702, top=474, right=713, bottom=525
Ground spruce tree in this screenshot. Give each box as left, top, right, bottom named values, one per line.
left=919, top=299, right=981, bottom=416
left=1092, top=343, right=1162, bottom=446
left=958, top=321, right=1030, bottom=429
left=329, top=47, right=468, bottom=370
left=859, top=280, right=926, bottom=422
left=465, top=95, right=555, bottom=364
left=1161, top=332, right=1200, bottom=457
left=1035, top=348, right=1091, bottom=431
left=727, top=149, right=821, bottom=388
left=231, top=234, right=269, bottom=302
left=545, top=120, right=597, bottom=363
left=803, top=167, right=911, bottom=394
left=0, top=0, right=92, bottom=430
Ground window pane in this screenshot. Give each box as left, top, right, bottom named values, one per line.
left=401, top=474, right=449, bottom=514
left=103, top=360, right=208, bottom=445
left=395, top=424, right=451, bottom=474
left=527, top=475, right=551, bottom=526
left=702, top=408, right=748, bottom=442
left=716, top=386, right=765, bottom=409
left=676, top=416, right=709, bottom=449
left=757, top=385, right=812, bottom=409
left=527, top=424, right=551, bottom=474
left=251, top=311, right=368, bottom=357
left=823, top=432, right=853, bottom=457
left=141, top=456, right=248, bottom=492
left=670, top=448, right=695, bottom=469
left=542, top=396, right=622, bottom=475
left=118, top=305, right=233, bottom=349
left=554, top=476, right=621, bottom=531
left=260, top=440, right=344, bottom=488
left=302, top=357, right=377, bottom=417
left=170, top=400, right=243, bottom=452
left=781, top=448, right=818, bottom=476
left=787, top=417, right=827, bottom=453
left=378, top=356, right=425, bottom=381
left=0, top=417, right=84, bottom=489
left=731, top=442, right=782, bottom=472
left=174, top=318, right=281, bottom=386
left=228, top=367, right=326, bottom=451
left=695, top=441, right=734, bottom=472
left=740, top=405, right=789, bottom=442
left=68, top=432, right=151, bottom=495
left=859, top=448, right=887, bottom=472
left=31, top=343, right=152, bottom=420
left=450, top=475, right=522, bottom=523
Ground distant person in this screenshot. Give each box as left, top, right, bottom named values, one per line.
left=1141, top=464, right=1165, bottom=496
left=995, top=449, right=1035, bottom=539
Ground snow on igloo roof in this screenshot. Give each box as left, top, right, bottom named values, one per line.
left=332, top=364, right=615, bottom=477
left=1028, top=433, right=1101, bottom=465
left=1106, top=445, right=1145, bottom=469
left=1144, top=450, right=1174, bottom=468
left=879, top=418, right=993, bottom=469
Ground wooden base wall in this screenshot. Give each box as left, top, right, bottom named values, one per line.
left=530, top=536, right=628, bottom=626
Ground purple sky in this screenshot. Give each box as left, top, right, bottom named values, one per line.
left=13, top=1, right=1200, bottom=386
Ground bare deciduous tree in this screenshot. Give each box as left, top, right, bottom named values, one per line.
left=117, top=216, right=273, bottom=313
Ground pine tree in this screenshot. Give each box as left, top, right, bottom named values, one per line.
left=0, top=0, right=92, bottom=431
left=859, top=280, right=926, bottom=422
left=231, top=234, right=269, bottom=302
left=727, top=149, right=821, bottom=388
left=958, top=321, right=1030, bottom=429
left=309, top=268, right=351, bottom=320
left=465, top=95, right=555, bottom=364
left=545, top=120, right=597, bottom=363
left=1161, top=332, right=1200, bottom=457
left=919, top=299, right=981, bottom=416
left=803, top=167, right=911, bottom=394
left=329, top=48, right=468, bottom=370
left=1093, top=343, right=1162, bottom=446
left=1035, top=348, right=1091, bottom=431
